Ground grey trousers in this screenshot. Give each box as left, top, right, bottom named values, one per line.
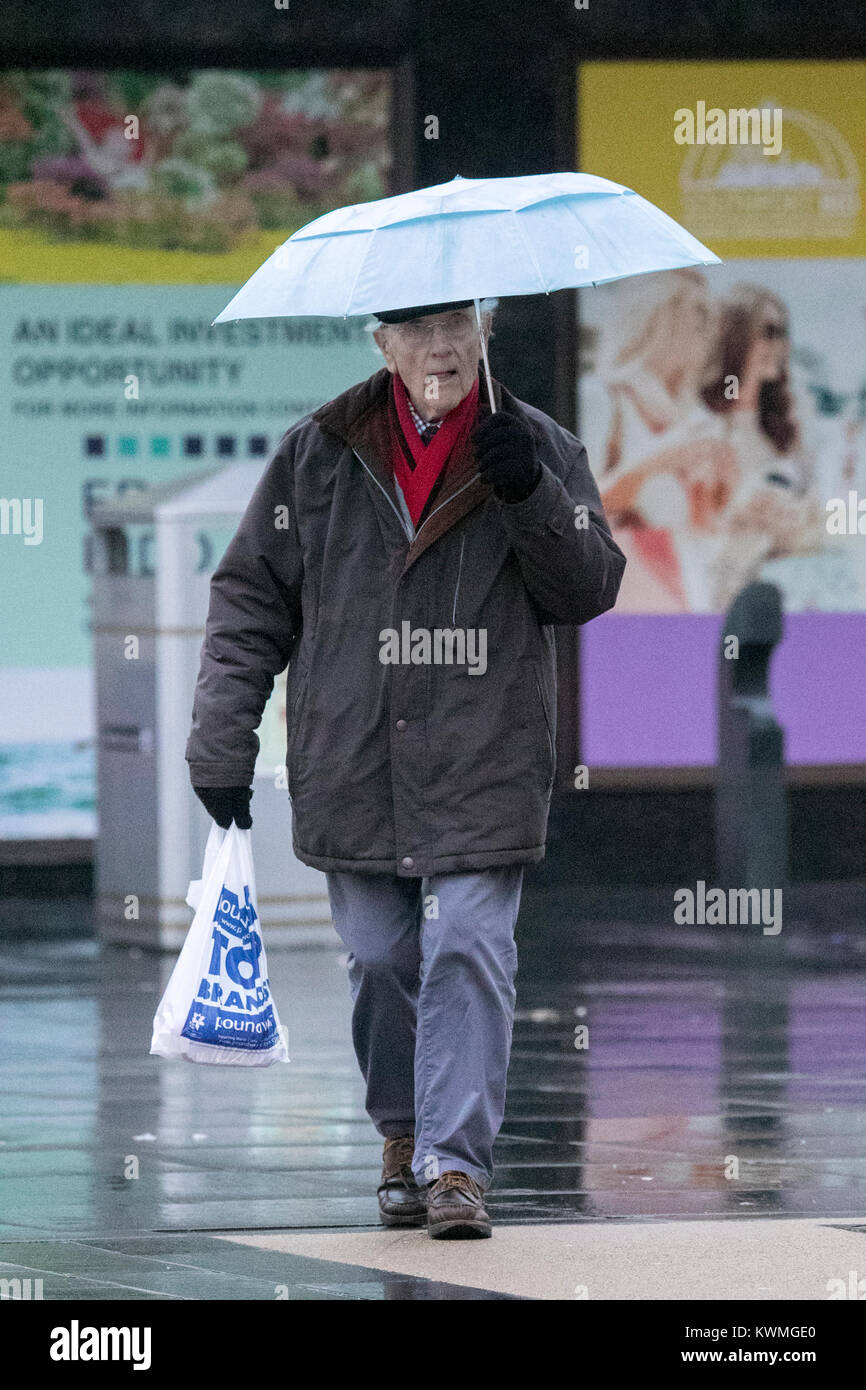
left=325, top=867, right=524, bottom=1189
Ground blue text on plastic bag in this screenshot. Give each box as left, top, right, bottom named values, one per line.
left=181, top=882, right=279, bottom=1051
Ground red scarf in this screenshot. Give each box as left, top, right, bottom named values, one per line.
left=389, top=373, right=479, bottom=526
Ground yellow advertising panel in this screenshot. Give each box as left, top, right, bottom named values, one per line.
left=579, top=61, right=866, bottom=259
left=577, top=61, right=866, bottom=621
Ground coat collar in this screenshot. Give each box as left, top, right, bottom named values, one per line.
left=313, top=367, right=516, bottom=572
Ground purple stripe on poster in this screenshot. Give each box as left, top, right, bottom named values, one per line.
left=581, top=614, right=866, bottom=766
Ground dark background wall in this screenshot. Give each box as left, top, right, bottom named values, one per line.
left=2, top=0, right=864, bottom=890
left=4, top=0, right=864, bottom=419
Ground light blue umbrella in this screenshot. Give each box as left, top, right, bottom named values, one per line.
left=214, top=172, right=721, bottom=410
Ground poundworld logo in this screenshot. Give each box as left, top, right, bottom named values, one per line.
left=50, top=1321, right=152, bottom=1371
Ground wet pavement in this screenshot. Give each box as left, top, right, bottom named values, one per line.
left=2, top=888, right=866, bottom=1298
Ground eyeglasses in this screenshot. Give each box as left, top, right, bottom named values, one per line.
left=391, top=314, right=479, bottom=345
left=760, top=320, right=789, bottom=340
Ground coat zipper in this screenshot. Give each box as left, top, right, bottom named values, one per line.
left=452, top=533, right=465, bottom=625
left=352, top=449, right=414, bottom=541
left=354, top=448, right=480, bottom=552
left=414, top=474, right=479, bottom=543
left=354, top=449, right=477, bottom=634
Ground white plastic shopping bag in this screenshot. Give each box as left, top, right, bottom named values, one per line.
left=150, top=821, right=289, bottom=1066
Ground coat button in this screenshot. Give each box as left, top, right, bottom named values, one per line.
left=401, top=856, right=414, bottom=869
left=396, top=719, right=408, bottom=731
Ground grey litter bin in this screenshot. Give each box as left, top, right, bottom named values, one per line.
left=90, top=463, right=333, bottom=951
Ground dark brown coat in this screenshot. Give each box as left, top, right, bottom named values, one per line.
left=186, top=367, right=625, bottom=875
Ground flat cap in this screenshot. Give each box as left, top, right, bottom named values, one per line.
left=374, top=299, right=474, bottom=324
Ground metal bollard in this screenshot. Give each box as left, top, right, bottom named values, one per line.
left=715, top=581, right=788, bottom=889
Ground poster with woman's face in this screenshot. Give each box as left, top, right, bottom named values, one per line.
left=578, top=261, right=866, bottom=614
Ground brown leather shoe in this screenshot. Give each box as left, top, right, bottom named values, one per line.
left=426, top=1169, right=492, bottom=1239
left=377, top=1135, right=427, bottom=1227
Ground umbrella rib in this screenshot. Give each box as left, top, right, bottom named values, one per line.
left=342, top=228, right=376, bottom=318
left=509, top=210, right=551, bottom=295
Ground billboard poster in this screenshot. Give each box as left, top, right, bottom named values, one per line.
left=0, top=68, right=391, bottom=837
left=578, top=62, right=866, bottom=765
left=579, top=259, right=866, bottom=614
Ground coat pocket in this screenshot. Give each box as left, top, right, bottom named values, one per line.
left=286, top=661, right=311, bottom=771
left=532, top=666, right=556, bottom=797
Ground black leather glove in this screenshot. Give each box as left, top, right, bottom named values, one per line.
left=193, top=785, right=253, bottom=830
left=472, top=410, right=542, bottom=502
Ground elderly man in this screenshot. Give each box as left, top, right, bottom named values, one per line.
left=186, top=298, right=625, bottom=1239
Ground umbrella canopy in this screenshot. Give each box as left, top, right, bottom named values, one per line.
left=213, top=171, right=721, bottom=325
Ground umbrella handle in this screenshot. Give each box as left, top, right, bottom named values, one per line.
left=474, top=297, right=496, bottom=414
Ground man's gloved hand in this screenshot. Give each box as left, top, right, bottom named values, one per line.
left=472, top=410, right=542, bottom=503
left=192, top=785, right=253, bottom=830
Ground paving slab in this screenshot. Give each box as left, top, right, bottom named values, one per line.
left=222, top=1218, right=866, bottom=1301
